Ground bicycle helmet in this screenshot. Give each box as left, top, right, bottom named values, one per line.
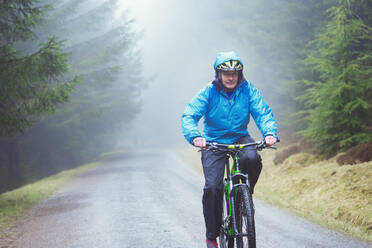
left=216, top=60, right=243, bottom=71
left=214, top=51, right=244, bottom=71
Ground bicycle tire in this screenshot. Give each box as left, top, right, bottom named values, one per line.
left=236, top=185, right=256, bottom=248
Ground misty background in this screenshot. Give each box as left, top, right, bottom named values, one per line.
left=123, top=0, right=280, bottom=146
left=1, top=0, right=371, bottom=191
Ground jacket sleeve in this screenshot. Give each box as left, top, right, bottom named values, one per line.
left=181, top=86, right=210, bottom=144
left=248, top=82, right=278, bottom=138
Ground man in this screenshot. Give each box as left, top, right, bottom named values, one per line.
left=181, top=51, right=278, bottom=248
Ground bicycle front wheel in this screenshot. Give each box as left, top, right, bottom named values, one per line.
left=235, top=185, right=256, bottom=248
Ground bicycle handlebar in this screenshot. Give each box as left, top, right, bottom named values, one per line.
left=199, top=139, right=280, bottom=152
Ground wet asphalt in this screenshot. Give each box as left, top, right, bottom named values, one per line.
left=0, top=150, right=371, bottom=248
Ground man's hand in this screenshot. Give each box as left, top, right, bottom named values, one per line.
left=193, top=137, right=206, bottom=148
left=265, top=135, right=277, bottom=146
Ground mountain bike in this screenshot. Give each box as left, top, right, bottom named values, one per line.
left=202, top=141, right=277, bottom=248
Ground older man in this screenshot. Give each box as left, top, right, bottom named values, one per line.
left=181, top=51, right=278, bottom=248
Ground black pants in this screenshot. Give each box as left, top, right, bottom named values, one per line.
left=201, top=136, right=262, bottom=240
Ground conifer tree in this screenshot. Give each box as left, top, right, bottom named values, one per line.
left=4, top=0, right=144, bottom=182
left=0, top=0, right=79, bottom=136
left=0, top=0, right=79, bottom=183
left=297, top=0, right=372, bottom=155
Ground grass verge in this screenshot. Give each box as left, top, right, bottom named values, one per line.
left=176, top=146, right=372, bottom=243
left=0, top=161, right=100, bottom=232
left=256, top=150, right=371, bottom=242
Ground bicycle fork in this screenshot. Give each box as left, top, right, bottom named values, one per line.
left=226, top=154, right=251, bottom=239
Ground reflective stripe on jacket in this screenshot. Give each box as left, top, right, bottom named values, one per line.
left=181, top=80, right=278, bottom=144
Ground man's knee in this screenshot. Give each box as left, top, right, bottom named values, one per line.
left=202, top=150, right=226, bottom=193
left=241, top=149, right=262, bottom=166
left=203, top=182, right=223, bottom=206
left=204, top=182, right=223, bottom=193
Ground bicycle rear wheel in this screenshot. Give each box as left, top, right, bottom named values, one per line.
left=235, top=185, right=256, bottom=248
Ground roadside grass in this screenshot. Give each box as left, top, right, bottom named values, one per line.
left=176, top=146, right=372, bottom=242
left=256, top=150, right=372, bottom=242
left=0, top=161, right=100, bottom=232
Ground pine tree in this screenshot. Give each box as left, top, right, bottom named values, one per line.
left=0, top=0, right=80, bottom=185
left=297, top=0, right=372, bottom=155
left=0, top=0, right=144, bottom=185
left=0, top=0, right=80, bottom=136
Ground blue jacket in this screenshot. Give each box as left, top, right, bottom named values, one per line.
left=181, top=80, right=278, bottom=144
left=181, top=51, right=277, bottom=144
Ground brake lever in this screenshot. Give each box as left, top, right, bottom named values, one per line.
left=260, top=138, right=279, bottom=150
left=258, top=143, right=277, bottom=150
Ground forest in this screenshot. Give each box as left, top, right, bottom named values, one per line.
left=0, top=0, right=371, bottom=192
left=0, top=0, right=144, bottom=191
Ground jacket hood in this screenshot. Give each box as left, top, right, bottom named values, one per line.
left=213, top=51, right=244, bottom=70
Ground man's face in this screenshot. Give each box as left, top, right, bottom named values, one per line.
left=220, top=71, right=239, bottom=90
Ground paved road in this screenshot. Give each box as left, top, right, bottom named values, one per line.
left=1, top=150, right=371, bottom=248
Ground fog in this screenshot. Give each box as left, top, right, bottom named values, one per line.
left=119, top=0, right=267, bottom=147
left=3, top=0, right=370, bottom=192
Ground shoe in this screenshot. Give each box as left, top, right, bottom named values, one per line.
left=206, top=238, right=218, bottom=248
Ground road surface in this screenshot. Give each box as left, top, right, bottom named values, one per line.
left=0, top=150, right=371, bottom=247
